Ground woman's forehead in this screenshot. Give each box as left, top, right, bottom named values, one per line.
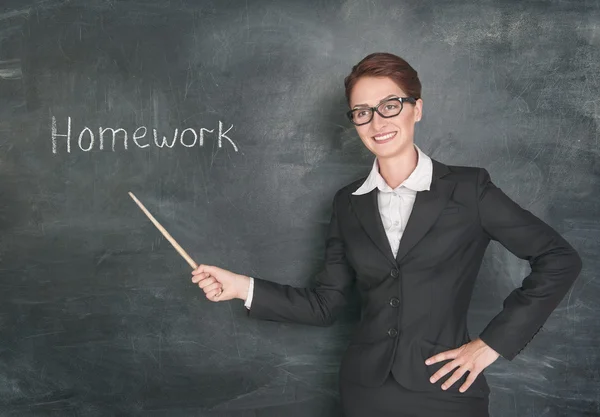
left=350, top=77, right=406, bottom=107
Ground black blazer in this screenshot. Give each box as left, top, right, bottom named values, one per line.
left=247, top=159, right=582, bottom=396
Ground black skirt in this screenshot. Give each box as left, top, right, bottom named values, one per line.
left=339, top=372, right=489, bottom=417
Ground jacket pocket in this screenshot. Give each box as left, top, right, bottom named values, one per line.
left=441, top=206, right=460, bottom=215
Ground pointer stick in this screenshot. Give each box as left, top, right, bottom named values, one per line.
left=128, top=192, right=199, bottom=269
left=128, top=192, right=222, bottom=297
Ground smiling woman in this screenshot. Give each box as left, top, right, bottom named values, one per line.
left=189, top=52, right=582, bottom=417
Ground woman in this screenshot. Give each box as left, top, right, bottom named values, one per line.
left=191, top=53, right=582, bottom=417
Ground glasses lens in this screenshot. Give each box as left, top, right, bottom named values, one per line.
left=377, top=99, right=402, bottom=117
left=351, top=109, right=372, bottom=125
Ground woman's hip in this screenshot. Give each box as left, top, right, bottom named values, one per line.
left=339, top=372, right=489, bottom=417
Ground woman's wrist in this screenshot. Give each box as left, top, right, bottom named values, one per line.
left=237, top=275, right=251, bottom=301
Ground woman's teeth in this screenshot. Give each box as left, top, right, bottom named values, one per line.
left=374, top=132, right=396, bottom=141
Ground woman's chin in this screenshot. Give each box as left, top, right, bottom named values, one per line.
left=371, top=144, right=404, bottom=159
left=362, top=136, right=412, bottom=159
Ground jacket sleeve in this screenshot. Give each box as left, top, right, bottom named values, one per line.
left=476, top=168, right=582, bottom=360
left=246, top=191, right=356, bottom=326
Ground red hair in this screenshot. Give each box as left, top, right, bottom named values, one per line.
left=344, top=52, right=422, bottom=106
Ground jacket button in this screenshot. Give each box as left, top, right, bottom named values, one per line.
left=387, top=328, right=398, bottom=337
left=390, top=269, right=399, bottom=278
left=389, top=297, right=400, bottom=307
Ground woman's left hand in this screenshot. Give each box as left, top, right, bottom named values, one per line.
left=425, top=338, right=500, bottom=392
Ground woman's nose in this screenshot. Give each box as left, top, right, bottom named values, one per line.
left=371, top=111, right=386, bottom=130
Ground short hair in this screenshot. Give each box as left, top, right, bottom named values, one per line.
left=344, top=52, right=422, bottom=106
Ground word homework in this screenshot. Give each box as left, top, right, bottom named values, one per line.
left=51, top=116, right=239, bottom=154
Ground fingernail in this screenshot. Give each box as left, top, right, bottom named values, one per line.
left=442, top=385, right=447, bottom=390
left=429, top=377, right=435, bottom=383
left=425, top=360, right=431, bottom=365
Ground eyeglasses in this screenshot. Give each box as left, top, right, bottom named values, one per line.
left=346, top=97, right=417, bottom=126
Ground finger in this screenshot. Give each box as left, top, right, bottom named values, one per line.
left=198, top=277, right=217, bottom=289
left=426, top=348, right=459, bottom=365
left=207, top=287, right=223, bottom=301
left=430, top=360, right=461, bottom=384
left=459, top=369, right=479, bottom=393
left=200, top=264, right=219, bottom=275
left=191, top=272, right=209, bottom=283
left=202, top=282, right=222, bottom=294
left=441, top=365, right=469, bottom=390
left=192, top=264, right=214, bottom=275
left=192, top=272, right=206, bottom=283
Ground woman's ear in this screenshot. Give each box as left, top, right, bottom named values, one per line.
left=415, top=98, right=423, bottom=122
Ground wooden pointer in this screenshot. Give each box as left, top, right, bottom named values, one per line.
left=128, top=192, right=222, bottom=296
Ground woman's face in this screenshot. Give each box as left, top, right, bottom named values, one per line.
left=349, top=76, right=422, bottom=160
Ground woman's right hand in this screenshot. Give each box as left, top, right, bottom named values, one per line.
left=191, top=264, right=251, bottom=303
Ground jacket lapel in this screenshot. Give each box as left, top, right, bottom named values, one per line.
left=348, top=158, right=455, bottom=267
left=395, top=159, right=455, bottom=263
left=349, top=188, right=397, bottom=267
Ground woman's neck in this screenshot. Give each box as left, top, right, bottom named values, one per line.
left=377, top=144, right=418, bottom=189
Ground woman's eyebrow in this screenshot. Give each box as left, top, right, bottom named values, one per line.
left=352, top=94, right=398, bottom=109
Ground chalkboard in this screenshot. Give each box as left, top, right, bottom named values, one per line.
left=1, top=1, right=598, bottom=416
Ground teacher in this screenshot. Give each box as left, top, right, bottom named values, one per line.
left=191, top=52, right=582, bottom=417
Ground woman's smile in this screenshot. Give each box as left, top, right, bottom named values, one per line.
left=372, top=131, right=397, bottom=143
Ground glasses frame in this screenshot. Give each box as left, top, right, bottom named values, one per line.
left=346, top=96, right=417, bottom=126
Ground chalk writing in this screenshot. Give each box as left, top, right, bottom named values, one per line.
left=51, top=117, right=238, bottom=154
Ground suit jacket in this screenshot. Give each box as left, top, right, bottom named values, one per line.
left=247, top=159, right=582, bottom=396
